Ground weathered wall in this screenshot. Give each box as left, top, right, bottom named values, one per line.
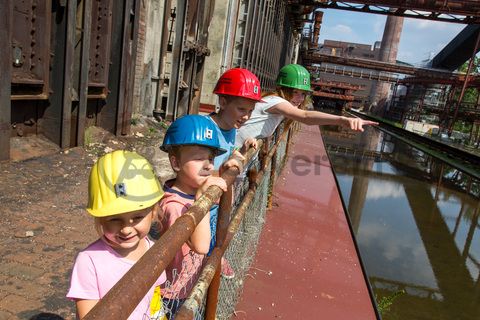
left=133, top=0, right=166, bottom=117
left=201, top=0, right=235, bottom=108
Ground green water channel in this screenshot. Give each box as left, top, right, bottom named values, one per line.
left=322, top=126, right=480, bottom=320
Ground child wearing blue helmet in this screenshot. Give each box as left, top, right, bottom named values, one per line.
left=157, top=114, right=227, bottom=318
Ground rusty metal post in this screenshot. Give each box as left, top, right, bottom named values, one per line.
left=441, top=86, right=456, bottom=132
left=205, top=183, right=233, bottom=320
left=449, top=29, right=480, bottom=135
left=311, top=11, right=323, bottom=49
left=261, top=137, right=271, bottom=171
left=166, top=0, right=188, bottom=120
left=77, top=0, right=92, bottom=146
left=153, top=0, right=172, bottom=120
left=115, top=0, right=141, bottom=136
left=0, top=0, right=11, bottom=160
left=189, top=0, right=215, bottom=115
left=61, top=0, right=77, bottom=148
left=284, top=120, right=294, bottom=159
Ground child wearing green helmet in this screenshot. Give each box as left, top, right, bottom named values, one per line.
left=157, top=114, right=228, bottom=318
left=67, top=150, right=168, bottom=319
left=236, top=63, right=378, bottom=145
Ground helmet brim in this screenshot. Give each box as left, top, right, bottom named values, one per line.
left=160, top=143, right=227, bottom=156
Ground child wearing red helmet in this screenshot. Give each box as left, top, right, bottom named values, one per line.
left=206, top=68, right=265, bottom=279
left=207, top=68, right=264, bottom=169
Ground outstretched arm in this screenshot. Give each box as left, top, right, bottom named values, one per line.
left=268, top=101, right=378, bottom=131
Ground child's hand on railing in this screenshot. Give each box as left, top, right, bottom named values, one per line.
left=195, top=176, right=227, bottom=200
left=220, top=150, right=245, bottom=175
left=240, top=137, right=258, bottom=154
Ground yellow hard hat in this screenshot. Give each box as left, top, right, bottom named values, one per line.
left=87, top=150, right=164, bottom=217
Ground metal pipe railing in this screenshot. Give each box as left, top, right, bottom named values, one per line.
left=83, top=120, right=295, bottom=319
left=83, top=152, right=249, bottom=319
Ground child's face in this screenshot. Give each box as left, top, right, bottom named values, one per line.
left=290, top=89, right=308, bottom=107
left=174, top=145, right=215, bottom=191
left=99, top=206, right=154, bottom=254
left=219, top=97, right=256, bottom=129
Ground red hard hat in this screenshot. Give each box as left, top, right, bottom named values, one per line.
left=213, top=68, right=264, bottom=102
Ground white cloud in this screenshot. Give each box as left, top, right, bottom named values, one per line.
left=366, top=180, right=405, bottom=200
left=330, top=24, right=353, bottom=35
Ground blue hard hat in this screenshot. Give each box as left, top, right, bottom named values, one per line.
left=161, top=115, right=227, bottom=155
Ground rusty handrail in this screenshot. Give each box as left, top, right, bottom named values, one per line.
left=83, top=132, right=266, bottom=319
left=175, top=121, right=294, bottom=319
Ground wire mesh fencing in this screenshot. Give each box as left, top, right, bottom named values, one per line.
left=215, top=158, right=272, bottom=319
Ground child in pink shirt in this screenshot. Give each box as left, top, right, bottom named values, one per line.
left=67, top=150, right=167, bottom=319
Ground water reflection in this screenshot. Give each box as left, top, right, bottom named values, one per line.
left=322, top=126, right=480, bottom=320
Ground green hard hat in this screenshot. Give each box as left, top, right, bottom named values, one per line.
left=276, top=64, right=311, bottom=91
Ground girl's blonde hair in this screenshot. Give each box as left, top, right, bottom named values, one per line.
left=263, top=87, right=311, bottom=109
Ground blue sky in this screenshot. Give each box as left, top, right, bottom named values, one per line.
left=316, top=10, right=466, bottom=65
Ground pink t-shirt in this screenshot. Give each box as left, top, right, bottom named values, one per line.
left=159, top=187, right=205, bottom=300
left=67, top=237, right=166, bottom=319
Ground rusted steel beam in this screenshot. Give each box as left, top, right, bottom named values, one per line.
left=61, top=0, right=76, bottom=148
left=153, top=0, right=172, bottom=120
left=308, top=65, right=401, bottom=83
left=166, top=0, right=187, bottom=120
left=312, top=91, right=355, bottom=101
left=0, top=0, right=12, bottom=160
left=311, top=80, right=364, bottom=90
left=293, top=1, right=480, bottom=23
left=123, top=0, right=141, bottom=134
left=77, top=0, right=92, bottom=146
left=311, top=11, right=323, bottom=49
left=204, top=184, right=233, bottom=320
left=88, top=0, right=113, bottom=98
left=304, top=53, right=463, bottom=78
left=11, top=0, right=51, bottom=99
left=399, top=75, right=480, bottom=87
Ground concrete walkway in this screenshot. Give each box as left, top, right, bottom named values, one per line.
left=234, top=125, right=378, bottom=319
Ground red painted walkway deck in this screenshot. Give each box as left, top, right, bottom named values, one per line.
left=234, top=124, right=378, bottom=319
